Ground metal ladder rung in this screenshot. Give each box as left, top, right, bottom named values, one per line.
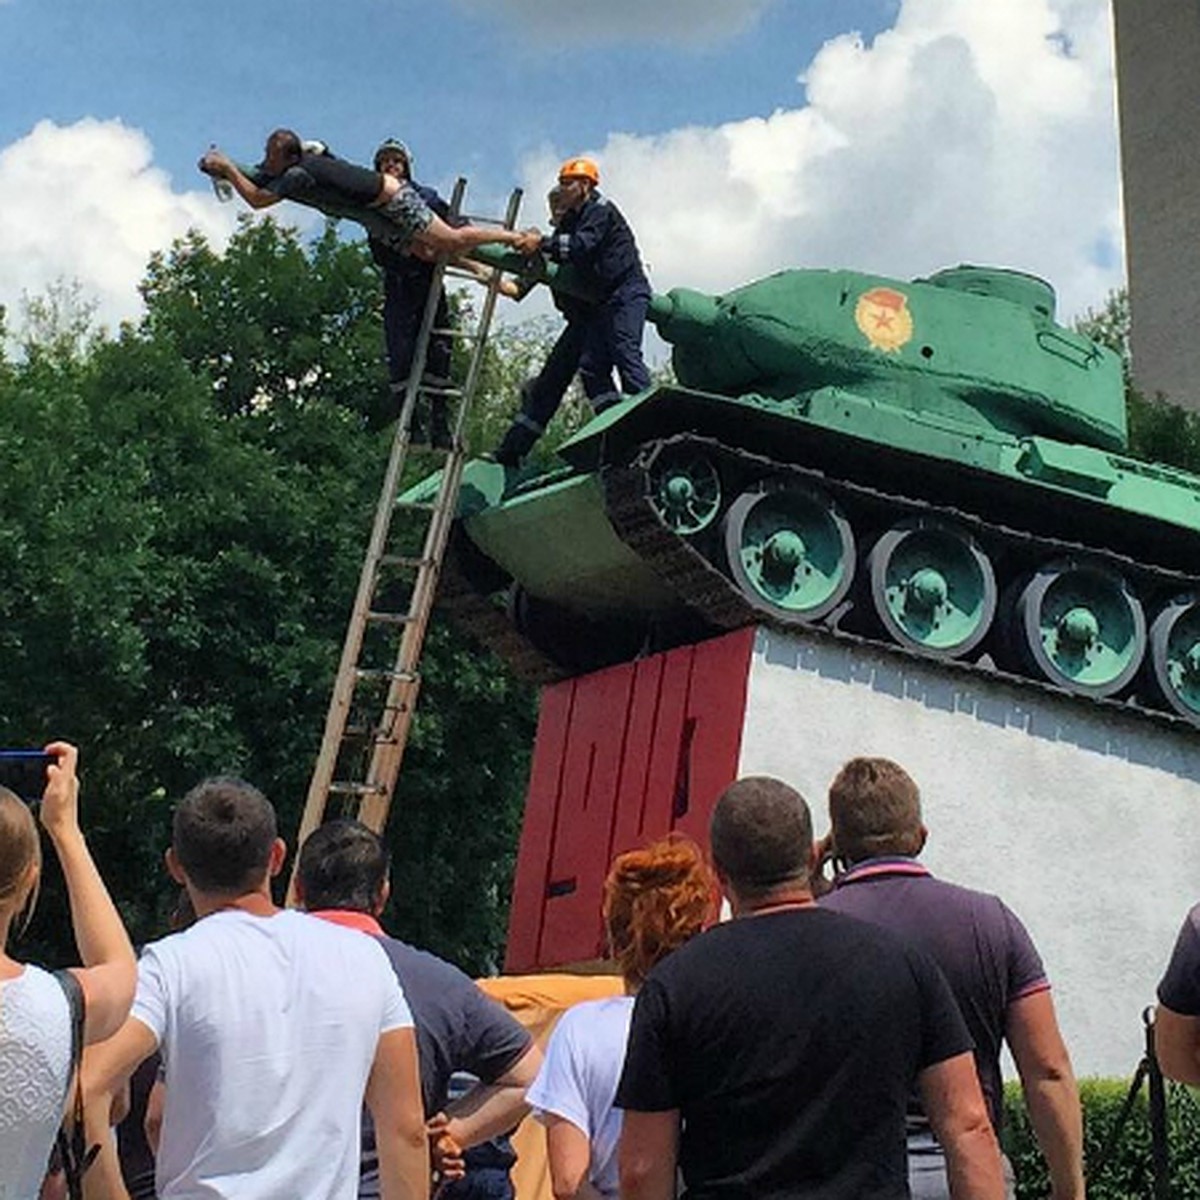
left=354, top=667, right=420, bottom=683
left=366, top=610, right=415, bottom=626
left=378, top=554, right=433, bottom=570
left=459, top=213, right=510, bottom=227
left=433, top=327, right=483, bottom=345
left=329, top=780, right=388, bottom=798
left=445, top=265, right=497, bottom=282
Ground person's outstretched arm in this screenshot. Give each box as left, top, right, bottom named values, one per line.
left=1155, top=906, right=1200, bottom=1085
left=618, top=1110, right=679, bottom=1200
left=542, top=1115, right=605, bottom=1200
left=441, top=1041, right=542, bottom=1149
left=80, top=1020, right=158, bottom=1200
left=198, top=149, right=281, bottom=210
left=42, top=742, right=137, bottom=1045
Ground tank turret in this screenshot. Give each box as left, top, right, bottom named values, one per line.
left=422, top=252, right=1200, bottom=728
left=652, top=267, right=1125, bottom=452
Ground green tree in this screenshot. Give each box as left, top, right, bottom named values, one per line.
left=19, top=277, right=101, bottom=363
left=5, top=219, right=545, bottom=972
left=1077, top=288, right=1200, bottom=474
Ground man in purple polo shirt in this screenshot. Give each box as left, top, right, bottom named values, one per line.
left=820, top=757, right=1083, bottom=1200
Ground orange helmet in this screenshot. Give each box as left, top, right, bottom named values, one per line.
left=558, top=156, right=599, bottom=186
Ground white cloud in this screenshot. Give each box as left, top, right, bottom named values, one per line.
left=0, top=118, right=238, bottom=338
left=455, top=0, right=771, bottom=44
left=516, top=0, right=1120, bottom=323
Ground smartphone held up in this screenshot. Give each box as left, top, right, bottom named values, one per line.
left=0, top=750, right=55, bottom=801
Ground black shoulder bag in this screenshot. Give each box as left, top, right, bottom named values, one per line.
left=52, top=970, right=100, bottom=1200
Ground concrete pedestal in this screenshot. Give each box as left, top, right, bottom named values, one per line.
left=506, top=624, right=1200, bottom=1077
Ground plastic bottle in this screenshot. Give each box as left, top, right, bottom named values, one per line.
left=206, top=144, right=234, bottom=201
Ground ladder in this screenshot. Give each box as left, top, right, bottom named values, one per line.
left=289, top=180, right=523, bottom=878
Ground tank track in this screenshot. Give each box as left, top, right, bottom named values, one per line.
left=601, top=433, right=1200, bottom=730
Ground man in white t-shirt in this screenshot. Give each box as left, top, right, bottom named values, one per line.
left=82, top=777, right=428, bottom=1200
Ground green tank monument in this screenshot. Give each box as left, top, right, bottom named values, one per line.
left=412, top=254, right=1200, bottom=727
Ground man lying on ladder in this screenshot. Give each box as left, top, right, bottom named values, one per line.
left=200, top=129, right=534, bottom=441
left=200, top=128, right=529, bottom=262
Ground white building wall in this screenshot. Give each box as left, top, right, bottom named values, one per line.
left=737, top=626, right=1200, bottom=1079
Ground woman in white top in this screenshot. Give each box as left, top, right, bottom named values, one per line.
left=527, top=837, right=716, bottom=1200
left=0, top=743, right=136, bottom=1199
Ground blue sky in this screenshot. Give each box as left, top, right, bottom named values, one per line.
left=2, top=0, right=895, bottom=195
left=0, top=0, right=1121, bottom=335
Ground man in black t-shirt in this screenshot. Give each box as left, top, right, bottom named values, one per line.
left=1155, top=902, right=1200, bottom=1085
left=615, top=776, right=1004, bottom=1200
left=199, top=129, right=528, bottom=260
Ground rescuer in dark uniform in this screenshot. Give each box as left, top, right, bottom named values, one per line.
left=368, top=138, right=457, bottom=445
left=496, top=158, right=651, bottom=466
left=493, top=185, right=591, bottom=465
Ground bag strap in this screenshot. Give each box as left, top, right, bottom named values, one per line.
left=52, top=969, right=100, bottom=1200
left=54, top=969, right=84, bottom=1073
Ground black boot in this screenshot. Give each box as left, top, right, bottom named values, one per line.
left=430, top=400, right=453, bottom=451
left=591, top=390, right=624, bottom=414
left=406, top=402, right=428, bottom=448
left=368, top=382, right=406, bottom=433
left=490, top=419, right=539, bottom=468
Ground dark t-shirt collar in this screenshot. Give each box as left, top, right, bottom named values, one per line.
left=834, top=856, right=931, bottom=888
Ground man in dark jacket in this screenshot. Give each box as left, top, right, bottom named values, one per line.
left=368, top=139, right=457, bottom=445
left=495, top=158, right=651, bottom=466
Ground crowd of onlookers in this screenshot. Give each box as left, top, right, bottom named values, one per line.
left=3, top=743, right=1200, bottom=1200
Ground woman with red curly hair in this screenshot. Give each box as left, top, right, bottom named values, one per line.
left=526, top=836, right=716, bottom=1200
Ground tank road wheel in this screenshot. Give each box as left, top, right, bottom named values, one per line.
left=867, top=519, right=997, bottom=658
left=1148, top=595, right=1200, bottom=724
left=722, top=484, right=855, bottom=622
left=1014, top=560, right=1146, bottom=698
left=647, top=446, right=722, bottom=536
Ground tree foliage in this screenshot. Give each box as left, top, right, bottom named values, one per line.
left=4, top=218, right=547, bottom=972
left=1077, top=288, right=1200, bottom=474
